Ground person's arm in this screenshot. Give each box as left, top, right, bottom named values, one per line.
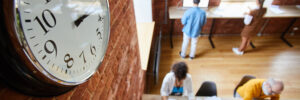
left=181, top=11, right=189, bottom=25
left=201, top=12, right=207, bottom=31
left=271, top=95, right=280, bottom=100
left=243, top=6, right=252, bottom=15
left=244, top=10, right=254, bottom=25
left=162, top=96, right=168, bottom=100
left=186, top=75, right=194, bottom=99
left=241, top=87, right=255, bottom=100
left=161, top=74, right=170, bottom=99
left=242, top=94, right=253, bottom=100
left=203, top=12, right=207, bottom=26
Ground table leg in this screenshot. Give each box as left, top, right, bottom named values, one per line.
left=281, top=18, right=297, bottom=47
left=170, top=19, right=175, bottom=48
left=250, top=41, right=255, bottom=48
left=209, top=19, right=216, bottom=48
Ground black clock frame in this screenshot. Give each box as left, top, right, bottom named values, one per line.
left=0, top=0, right=75, bottom=97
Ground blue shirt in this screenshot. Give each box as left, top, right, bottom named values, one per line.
left=171, top=86, right=183, bottom=96
left=181, top=7, right=207, bottom=38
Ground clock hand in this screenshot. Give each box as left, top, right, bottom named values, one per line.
left=74, top=14, right=89, bottom=27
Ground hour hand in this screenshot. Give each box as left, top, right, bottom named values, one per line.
left=74, top=14, right=89, bottom=27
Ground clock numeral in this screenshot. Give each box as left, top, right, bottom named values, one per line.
left=44, top=40, right=57, bottom=56
left=25, top=19, right=31, bottom=23
left=79, top=45, right=97, bottom=64
left=98, top=15, right=104, bottom=22
left=64, top=54, right=74, bottom=68
left=79, top=51, right=86, bottom=64
left=45, top=0, right=52, bottom=4
left=90, top=45, right=96, bottom=56
left=96, top=28, right=102, bottom=40
left=34, top=9, right=56, bottom=35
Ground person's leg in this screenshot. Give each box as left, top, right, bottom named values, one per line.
left=239, top=36, right=250, bottom=52
left=245, top=38, right=252, bottom=50
left=180, top=33, right=190, bottom=57
left=233, top=36, right=250, bottom=55
left=239, top=37, right=248, bottom=51
left=189, top=36, right=199, bottom=58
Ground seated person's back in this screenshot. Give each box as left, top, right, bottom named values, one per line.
left=237, top=78, right=284, bottom=100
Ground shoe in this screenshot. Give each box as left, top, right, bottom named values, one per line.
left=232, top=48, right=244, bottom=55
left=189, top=57, right=194, bottom=60
left=179, top=51, right=186, bottom=58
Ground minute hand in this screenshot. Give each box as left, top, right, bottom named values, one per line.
left=74, top=14, right=89, bottom=27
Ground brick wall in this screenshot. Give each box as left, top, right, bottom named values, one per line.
left=272, top=0, right=300, bottom=5
left=153, top=0, right=300, bottom=36
left=0, top=0, right=145, bottom=100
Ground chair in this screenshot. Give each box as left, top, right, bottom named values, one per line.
left=233, top=75, right=256, bottom=97
left=195, top=81, right=217, bottom=96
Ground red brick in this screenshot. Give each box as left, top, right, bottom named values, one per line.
left=55, top=89, right=75, bottom=100
left=87, top=71, right=101, bottom=94
left=70, top=82, right=88, bottom=100
left=31, top=97, right=55, bottom=100
left=209, top=0, right=221, bottom=6
left=91, top=80, right=106, bottom=100
left=99, top=87, right=109, bottom=100
left=81, top=90, right=91, bottom=100
left=263, top=18, right=295, bottom=35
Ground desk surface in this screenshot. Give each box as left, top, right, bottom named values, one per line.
left=137, top=22, right=155, bottom=70
left=142, top=94, right=245, bottom=100
left=169, top=3, right=300, bottom=19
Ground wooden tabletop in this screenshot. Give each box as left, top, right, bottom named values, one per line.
left=169, top=3, right=300, bottom=19
left=137, top=22, right=155, bottom=70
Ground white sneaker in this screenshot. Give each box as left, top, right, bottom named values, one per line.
left=189, top=57, right=194, bottom=60
left=232, top=48, right=244, bottom=55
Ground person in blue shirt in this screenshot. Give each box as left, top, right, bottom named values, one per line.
left=180, top=0, right=207, bottom=60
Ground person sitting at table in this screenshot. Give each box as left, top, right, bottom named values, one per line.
left=160, top=62, right=193, bottom=100
left=232, top=0, right=267, bottom=55
left=180, top=0, right=207, bottom=60
left=235, top=78, right=284, bottom=100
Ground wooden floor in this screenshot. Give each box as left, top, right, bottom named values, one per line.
left=148, top=36, right=300, bottom=99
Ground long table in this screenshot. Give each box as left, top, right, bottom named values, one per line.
left=143, top=94, right=250, bottom=100
left=137, top=22, right=155, bottom=70
left=168, top=3, right=300, bottom=48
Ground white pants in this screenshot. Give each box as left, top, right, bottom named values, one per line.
left=180, top=33, right=199, bottom=57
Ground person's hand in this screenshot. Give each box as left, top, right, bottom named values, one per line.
left=162, top=96, right=168, bottom=100
left=243, top=6, right=251, bottom=15
left=247, top=6, right=252, bottom=10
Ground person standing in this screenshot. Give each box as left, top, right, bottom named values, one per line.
left=180, top=0, right=207, bottom=59
left=232, top=0, right=267, bottom=55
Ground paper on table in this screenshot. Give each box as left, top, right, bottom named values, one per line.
left=269, top=5, right=284, bottom=14
left=196, top=96, right=221, bottom=100
left=212, top=8, right=225, bottom=16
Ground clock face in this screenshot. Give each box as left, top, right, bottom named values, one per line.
left=15, top=0, right=110, bottom=84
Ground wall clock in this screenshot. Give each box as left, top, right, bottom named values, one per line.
left=0, top=0, right=110, bottom=96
